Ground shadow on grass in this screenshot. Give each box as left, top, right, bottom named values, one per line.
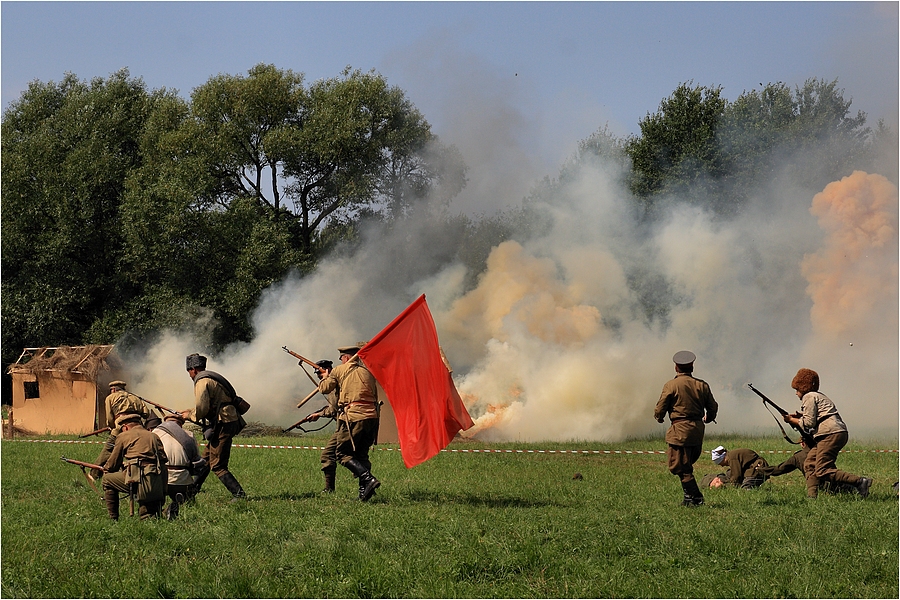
left=405, top=489, right=561, bottom=508
left=244, top=491, right=323, bottom=501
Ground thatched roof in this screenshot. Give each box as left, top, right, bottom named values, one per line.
left=7, top=345, right=120, bottom=381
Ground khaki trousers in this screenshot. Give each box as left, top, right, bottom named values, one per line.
left=803, top=431, right=860, bottom=496
left=667, top=444, right=702, bottom=483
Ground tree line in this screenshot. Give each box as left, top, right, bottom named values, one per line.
left=2, top=64, right=894, bottom=396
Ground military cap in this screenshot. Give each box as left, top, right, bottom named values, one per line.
left=164, top=413, right=185, bottom=424
left=672, top=350, right=696, bottom=365
left=116, top=413, right=142, bottom=426
left=109, top=380, right=127, bottom=389
left=186, top=353, right=207, bottom=370
left=316, top=359, right=334, bottom=369
left=338, top=345, right=360, bottom=356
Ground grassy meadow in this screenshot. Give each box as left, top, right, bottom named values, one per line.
left=1, top=432, right=897, bottom=598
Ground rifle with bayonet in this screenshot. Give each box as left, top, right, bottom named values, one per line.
left=61, top=456, right=105, bottom=494
left=746, top=383, right=816, bottom=447
left=79, top=426, right=112, bottom=438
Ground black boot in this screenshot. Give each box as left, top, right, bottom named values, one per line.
left=345, top=458, right=380, bottom=502
left=193, top=462, right=211, bottom=494
left=322, top=467, right=336, bottom=493
left=104, top=488, right=119, bottom=520
left=218, top=472, right=246, bottom=501
left=166, top=493, right=184, bottom=520
left=139, top=501, right=163, bottom=520
left=681, top=479, right=704, bottom=506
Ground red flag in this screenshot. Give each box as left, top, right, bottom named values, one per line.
left=357, top=295, right=474, bottom=468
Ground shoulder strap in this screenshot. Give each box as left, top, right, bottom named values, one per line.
left=195, top=370, right=237, bottom=401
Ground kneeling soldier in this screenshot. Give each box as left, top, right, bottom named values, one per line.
left=102, top=414, right=168, bottom=520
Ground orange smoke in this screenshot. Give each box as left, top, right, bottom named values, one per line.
left=801, top=171, right=899, bottom=336
left=443, top=240, right=601, bottom=348
left=459, top=386, right=524, bottom=438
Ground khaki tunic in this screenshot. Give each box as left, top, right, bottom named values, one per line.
left=102, top=424, right=168, bottom=506
left=654, top=373, right=718, bottom=446
left=191, top=375, right=239, bottom=424
left=104, top=391, right=150, bottom=429
left=725, top=448, right=769, bottom=487
left=318, top=357, right=378, bottom=422
left=103, top=424, right=168, bottom=472
left=799, top=391, right=847, bottom=439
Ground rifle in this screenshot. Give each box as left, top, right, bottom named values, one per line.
left=282, top=346, right=327, bottom=375
left=138, top=396, right=203, bottom=427
left=61, top=456, right=105, bottom=495
left=283, top=388, right=332, bottom=433
left=79, top=426, right=111, bottom=438
left=283, top=410, right=326, bottom=433
left=747, top=383, right=816, bottom=447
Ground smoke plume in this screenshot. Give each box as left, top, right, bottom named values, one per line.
left=116, top=101, right=898, bottom=443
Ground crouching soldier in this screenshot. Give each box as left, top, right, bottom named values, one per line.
left=101, top=414, right=168, bottom=520
left=152, top=414, right=209, bottom=520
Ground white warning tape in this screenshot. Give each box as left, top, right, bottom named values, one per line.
left=6, top=438, right=898, bottom=454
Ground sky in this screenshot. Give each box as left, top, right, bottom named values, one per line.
left=2, top=1, right=898, bottom=207
left=2, top=2, right=898, bottom=441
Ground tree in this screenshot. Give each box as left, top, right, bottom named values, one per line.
left=277, top=67, right=465, bottom=252
left=119, top=65, right=465, bottom=344
left=625, top=82, right=726, bottom=208
left=119, top=88, right=305, bottom=346
left=1, top=69, right=153, bottom=359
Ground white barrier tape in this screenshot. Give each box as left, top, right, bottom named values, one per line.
left=6, top=439, right=898, bottom=454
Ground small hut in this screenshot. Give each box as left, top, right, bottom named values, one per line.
left=6, top=345, right=123, bottom=435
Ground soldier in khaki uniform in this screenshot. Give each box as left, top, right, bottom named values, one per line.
left=654, top=350, right=718, bottom=506
left=317, top=344, right=381, bottom=501
left=304, top=359, right=341, bottom=493
left=101, top=414, right=168, bottom=520
left=181, top=353, right=247, bottom=500
left=783, top=368, right=872, bottom=498
left=711, top=446, right=770, bottom=488
left=93, top=380, right=153, bottom=478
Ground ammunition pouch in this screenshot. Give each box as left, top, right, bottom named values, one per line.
left=235, top=396, right=251, bottom=415
left=125, top=461, right=166, bottom=502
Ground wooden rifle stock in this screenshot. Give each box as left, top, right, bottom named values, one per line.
left=282, top=346, right=326, bottom=374
left=61, top=456, right=105, bottom=471
left=747, top=383, right=816, bottom=447
left=282, top=412, right=321, bottom=433
left=283, top=388, right=327, bottom=432
left=79, top=426, right=111, bottom=438
left=61, top=456, right=104, bottom=495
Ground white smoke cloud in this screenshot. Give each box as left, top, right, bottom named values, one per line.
left=119, top=159, right=898, bottom=442
left=116, top=61, right=897, bottom=443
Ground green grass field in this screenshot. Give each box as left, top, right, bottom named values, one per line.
left=2, top=433, right=897, bottom=598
